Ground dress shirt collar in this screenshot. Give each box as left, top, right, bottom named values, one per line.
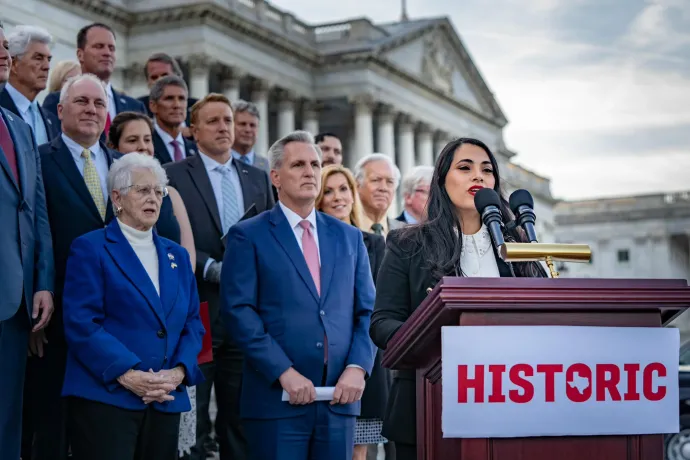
left=5, top=83, right=35, bottom=115
left=360, top=211, right=389, bottom=235
left=61, top=133, right=101, bottom=162
left=231, top=149, right=254, bottom=165
left=154, top=120, right=184, bottom=147
left=279, top=201, right=317, bottom=231
left=403, top=209, right=418, bottom=224
left=198, top=150, right=234, bottom=173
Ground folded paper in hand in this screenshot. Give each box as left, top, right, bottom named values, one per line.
left=282, top=387, right=335, bottom=402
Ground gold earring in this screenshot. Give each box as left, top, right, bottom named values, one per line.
left=115, top=206, right=122, bottom=215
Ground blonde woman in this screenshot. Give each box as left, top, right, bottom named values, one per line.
left=316, top=165, right=390, bottom=460
left=47, top=60, right=80, bottom=93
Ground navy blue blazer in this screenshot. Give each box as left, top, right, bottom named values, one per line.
left=42, top=87, right=146, bottom=142
left=0, top=107, right=54, bottom=321
left=221, top=205, right=376, bottom=420
left=39, top=135, right=121, bottom=343
left=0, top=88, right=60, bottom=142
left=61, top=219, right=205, bottom=412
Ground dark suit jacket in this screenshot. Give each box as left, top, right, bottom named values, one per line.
left=395, top=211, right=408, bottom=223
left=221, top=207, right=376, bottom=419
left=0, top=108, right=54, bottom=321
left=61, top=219, right=204, bottom=412
left=138, top=95, right=198, bottom=127
left=164, top=154, right=274, bottom=346
left=0, top=88, right=60, bottom=142
left=152, top=129, right=197, bottom=165
left=43, top=87, right=146, bottom=143
left=39, top=135, right=121, bottom=343
left=359, top=231, right=390, bottom=419
left=369, top=228, right=544, bottom=445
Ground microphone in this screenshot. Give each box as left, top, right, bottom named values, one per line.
left=509, top=189, right=538, bottom=243
left=473, top=188, right=505, bottom=252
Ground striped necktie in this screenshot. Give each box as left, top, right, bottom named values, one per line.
left=219, top=166, right=241, bottom=233
left=28, top=104, right=48, bottom=146
left=81, top=149, right=106, bottom=220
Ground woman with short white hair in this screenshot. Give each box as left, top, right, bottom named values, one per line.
left=61, top=153, right=205, bottom=460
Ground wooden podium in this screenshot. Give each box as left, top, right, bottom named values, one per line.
left=381, top=277, right=690, bottom=460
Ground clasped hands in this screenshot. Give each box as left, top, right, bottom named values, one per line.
left=117, top=366, right=185, bottom=404
left=279, top=367, right=365, bottom=406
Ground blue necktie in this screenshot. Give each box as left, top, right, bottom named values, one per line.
left=28, top=104, right=48, bottom=146
left=220, top=166, right=241, bottom=234
left=240, top=155, right=250, bottom=164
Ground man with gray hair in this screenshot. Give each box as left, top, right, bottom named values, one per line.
left=0, top=24, right=60, bottom=144
left=221, top=130, right=375, bottom=460
left=396, top=165, right=433, bottom=224
left=30, top=73, right=122, bottom=460
left=137, top=52, right=199, bottom=128
left=354, top=153, right=405, bottom=238
left=0, top=21, right=54, bottom=460
left=148, top=75, right=198, bottom=165
left=231, top=99, right=270, bottom=172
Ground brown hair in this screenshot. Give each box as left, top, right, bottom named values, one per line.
left=189, top=93, right=232, bottom=126
left=316, top=164, right=363, bottom=229
left=107, top=111, right=153, bottom=150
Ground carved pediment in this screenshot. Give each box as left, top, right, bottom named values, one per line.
left=421, top=34, right=455, bottom=95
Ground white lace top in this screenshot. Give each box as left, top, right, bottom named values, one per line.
left=459, top=224, right=501, bottom=277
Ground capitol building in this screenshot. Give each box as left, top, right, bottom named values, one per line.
left=2, top=0, right=557, bottom=237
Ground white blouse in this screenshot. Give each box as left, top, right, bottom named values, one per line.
left=459, top=224, right=501, bottom=278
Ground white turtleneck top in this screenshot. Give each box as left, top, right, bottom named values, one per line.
left=459, top=223, right=501, bottom=277
left=117, top=218, right=160, bottom=295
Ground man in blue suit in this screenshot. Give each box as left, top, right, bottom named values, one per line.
left=221, top=130, right=375, bottom=460
left=24, top=73, right=121, bottom=460
left=41, top=23, right=145, bottom=141
left=0, top=22, right=55, bottom=460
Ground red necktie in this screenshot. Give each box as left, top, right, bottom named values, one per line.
left=298, top=220, right=327, bottom=363
left=0, top=116, right=19, bottom=184
left=104, top=112, right=112, bottom=137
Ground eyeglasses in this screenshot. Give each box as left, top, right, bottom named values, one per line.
left=122, top=184, right=168, bottom=199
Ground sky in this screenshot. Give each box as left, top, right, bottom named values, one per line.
left=270, top=0, right=690, bottom=201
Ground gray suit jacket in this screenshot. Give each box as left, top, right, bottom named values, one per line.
left=253, top=154, right=270, bottom=173
left=388, top=217, right=406, bottom=232
left=0, top=108, right=54, bottom=321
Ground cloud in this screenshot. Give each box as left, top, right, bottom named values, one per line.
left=270, top=0, right=690, bottom=200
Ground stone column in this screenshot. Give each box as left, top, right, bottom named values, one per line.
left=417, top=123, right=434, bottom=166
left=251, top=79, right=270, bottom=155
left=188, top=55, right=211, bottom=100
left=376, top=104, right=395, bottom=161
left=351, top=94, right=375, bottom=168
left=220, top=65, right=243, bottom=103
left=397, top=114, right=415, bottom=179
left=434, top=130, right=450, bottom=160
left=302, top=100, right=320, bottom=135
left=276, top=90, right=295, bottom=137
left=122, top=62, right=147, bottom=102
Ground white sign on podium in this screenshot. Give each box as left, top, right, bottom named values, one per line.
left=441, top=326, right=679, bottom=438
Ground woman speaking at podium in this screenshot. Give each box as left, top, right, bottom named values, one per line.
left=369, top=137, right=546, bottom=459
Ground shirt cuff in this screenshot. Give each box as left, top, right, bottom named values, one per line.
left=346, top=364, right=364, bottom=371
left=202, top=258, right=216, bottom=280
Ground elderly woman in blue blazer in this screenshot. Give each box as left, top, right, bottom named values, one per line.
left=61, top=153, right=205, bottom=460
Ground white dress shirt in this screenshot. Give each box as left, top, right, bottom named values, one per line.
left=117, top=218, right=160, bottom=294
left=459, top=224, right=501, bottom=277
left=199, top=151, right=244, bottom=278
left=105, top=82, right=117, bottom=121
left=278, top=201, right=321, bottom=263
left=154, top=120, right=187, bottom=161
left=62, top=133, right=109, bottom=202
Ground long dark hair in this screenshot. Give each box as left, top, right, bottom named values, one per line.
left=401, top=137, right=545, bottom=280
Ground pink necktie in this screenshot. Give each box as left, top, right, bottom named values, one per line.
left=299, top=220, right=326, bottom=362
left=171, top=140, right=184, bottom=162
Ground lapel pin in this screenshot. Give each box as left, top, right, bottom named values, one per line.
left=7, top=113, right=13, bottom=121
left=47, top=119, right=53, bottom=125
left=168, top=253, right=175, bottom=260
left=171, top=262, right=177, bottom=269
left=120, top=98, right=127, bottom=104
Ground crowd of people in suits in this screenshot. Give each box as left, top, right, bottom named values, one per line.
left=0, top=19, right=547, bottom=460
